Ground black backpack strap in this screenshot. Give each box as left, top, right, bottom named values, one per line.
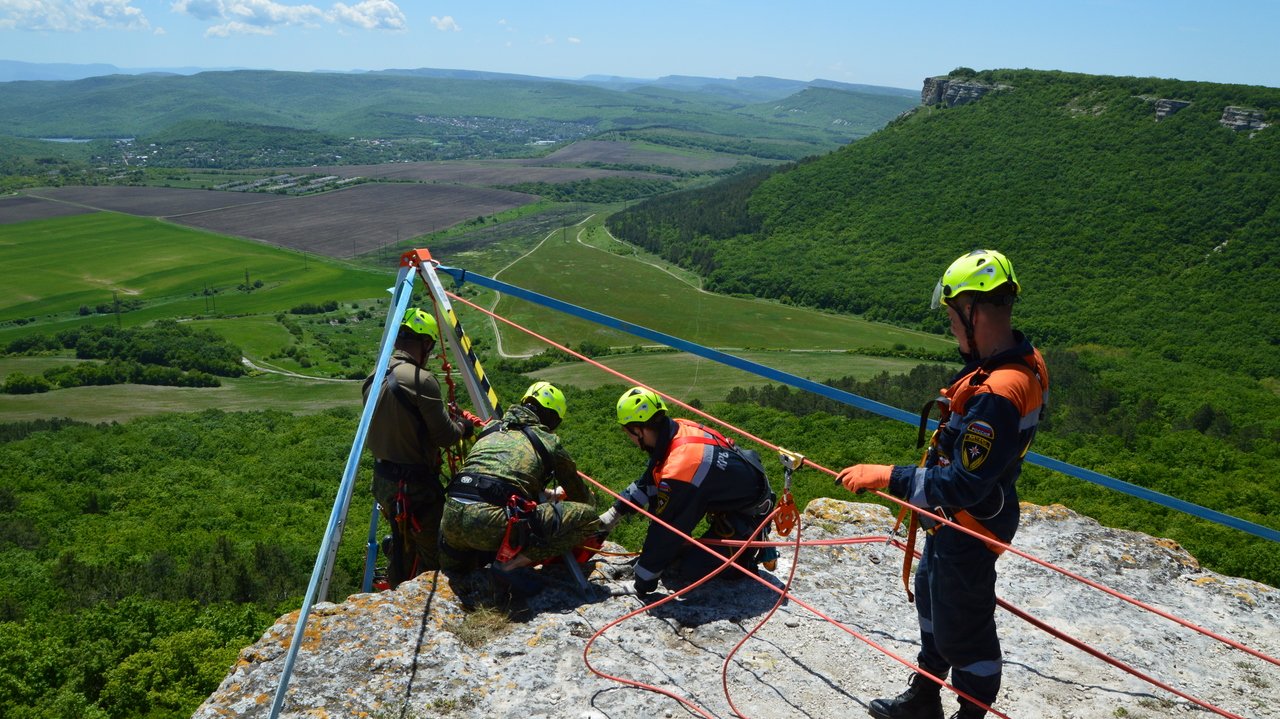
left=376, top=361, right=430, bottom=449
left=518, top=424, right=555, bottom=481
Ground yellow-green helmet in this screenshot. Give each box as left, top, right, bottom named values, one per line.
left=616, top=386, right=667, bottom=425
left=930, top=249, right=1020, bottom=309
left=521, top=381, right=567, bottom=422
left=401, top=308, right=440, bottom=341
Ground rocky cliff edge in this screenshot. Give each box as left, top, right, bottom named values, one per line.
left=195, top=500, right=1279, bottom=719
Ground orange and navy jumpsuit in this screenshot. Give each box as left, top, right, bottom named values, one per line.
left=612, top=417, right=771, bottom=586
left=885, top=332, right=1048, bottom=708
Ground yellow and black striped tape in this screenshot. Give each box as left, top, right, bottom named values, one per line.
left=444, top=307, right=500, bottom=415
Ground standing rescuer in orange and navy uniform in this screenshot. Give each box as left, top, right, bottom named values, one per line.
left=838, top=250, right=1049, bottom=719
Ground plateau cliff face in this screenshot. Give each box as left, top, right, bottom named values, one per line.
left=196, top=500, right=1279, bottom=719
left=921, top=76, right=998, bottom=107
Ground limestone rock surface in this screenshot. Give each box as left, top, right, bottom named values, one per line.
left=195, top=500, right=1279, bottom=718
left=1219, top=106, right=1269, bottom=132
left=921, top=77, right=997, bottom=107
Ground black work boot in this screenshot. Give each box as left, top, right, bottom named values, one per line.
left=868, top=672, right=944, bottom=719
left=947, top=699, right=986, bottom=719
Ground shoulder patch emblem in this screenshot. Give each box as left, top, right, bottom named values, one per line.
left=960, top=420, right=995, bottom=472
left=654, top=482, right=671, bottom=515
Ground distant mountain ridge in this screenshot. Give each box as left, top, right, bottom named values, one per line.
left=1, top=59, right=914, bottom=103
left=0, top=59, right=235, bottom=81
left=0, top=67, right=918, bottom=163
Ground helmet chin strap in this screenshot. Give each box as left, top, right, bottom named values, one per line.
left=958, top=299, right=982, bottom=363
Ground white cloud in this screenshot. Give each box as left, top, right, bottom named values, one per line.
left=567, top=36, right=580, bottom=44
left=170, top=0, right=224, bottom=21
left=0, top=0, right=150, bottom=31
left=429, top=14, right=458, bottom=31
left=331, top=0, right=403, bottom=31
left=205, top=18, right=274, bottom=36
left=175, top=0, right=429, bottom=36
left=539, top=34, right=553, bottom=44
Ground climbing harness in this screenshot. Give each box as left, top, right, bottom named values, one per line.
left=496, top=493, right=541, bottom=563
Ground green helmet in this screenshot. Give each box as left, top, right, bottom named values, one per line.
left=521, top=381, right=567, bottom=422
left=930, top=249, right=1020, bottom=309
left=401, top=307, right=440, bottom=341
left=616, top=386, right=667, bottom=426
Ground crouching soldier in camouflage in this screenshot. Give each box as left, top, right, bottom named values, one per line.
left=439, top=381, right=600, bottom=599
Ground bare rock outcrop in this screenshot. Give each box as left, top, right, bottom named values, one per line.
left=1153, top=98, right=1191, bottom=120
left=921, top=77, right=997, bottom=107
left=195, top=500, right=1280, bottom=718
left=1219, top=106, right=1269, bottom=132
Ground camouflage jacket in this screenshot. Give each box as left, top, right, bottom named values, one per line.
left=460, top=404, right=591, bottom=504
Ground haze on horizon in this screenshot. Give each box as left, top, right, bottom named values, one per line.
left=0, top=0, right=1277, bottom=90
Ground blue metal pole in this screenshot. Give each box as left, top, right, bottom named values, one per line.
left=269, top=269, right=417, bottom=719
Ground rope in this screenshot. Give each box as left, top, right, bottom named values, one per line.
left=448, top=289, right=1272, bottom=718
left=438, top=265, right=1280, bottom=545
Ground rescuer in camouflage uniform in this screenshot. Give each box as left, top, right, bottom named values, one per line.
left=363, top=308, right=476, bottom=588
left=439, top=382, right=599, bottom=582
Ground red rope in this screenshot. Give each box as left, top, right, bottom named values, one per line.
left=579, top=473, right=1003, bottom=717
left=447, top=289, right=1270, bottom=718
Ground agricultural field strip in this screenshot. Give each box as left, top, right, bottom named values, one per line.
left=0, top=195, right=98, bottom=225
left=25, top=186, right=281, bottom=217
left=169, top=183, right=539, bottom=258
left=16, top=184, right=541, bottom=259
left=540, top=140, right=739, bottom=171
left=280, top=161, right=671, bottom=184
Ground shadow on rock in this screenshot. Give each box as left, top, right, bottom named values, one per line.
left=647, top=570, right=789, bottom=626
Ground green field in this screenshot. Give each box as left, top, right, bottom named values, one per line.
left=0, top=356, right=360, bottom=422
left=1, top=207, right=957, bottom=421
left=0, top=212, right=391, bottom=340
left=489, top=213, right=953, bottom=359
left=529, top=349, right=947, bottom=404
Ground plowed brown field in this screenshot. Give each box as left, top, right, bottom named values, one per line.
left=14, top=184, right=536, bottom=258
left=0, top=194, right=98, bottom=225
left=283, top=159, right=668, bottom=184
left=26, top=186, right=274, bottom=217
left=170, top=183, right=536, bottom=257
left=542, top=140, right=738, bottom=171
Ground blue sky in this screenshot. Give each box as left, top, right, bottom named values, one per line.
left=1, top=0, right=1277, bottom=89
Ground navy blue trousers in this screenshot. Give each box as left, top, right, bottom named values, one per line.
left=914, top=526, right=1003, bottom=707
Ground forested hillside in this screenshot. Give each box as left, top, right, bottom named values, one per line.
left=608, top=69, right=1280, bottom=377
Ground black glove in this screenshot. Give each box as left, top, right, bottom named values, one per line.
left=633, top=576, right=659, bottom=596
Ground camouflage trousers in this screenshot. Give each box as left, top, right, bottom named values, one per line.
left=439, top=496, right=600, bottom=572
left=372, top=470, right=445, bottom=586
